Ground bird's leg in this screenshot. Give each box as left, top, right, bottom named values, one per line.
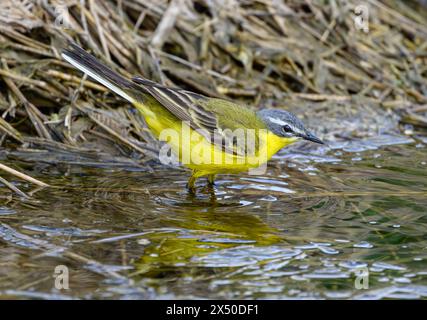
left=207, top=174, right=216, bottom=186
left=187, top=171, right=198, bottom=193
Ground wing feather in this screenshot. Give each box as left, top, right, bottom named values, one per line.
left=132, top=76, right=264, bottom=155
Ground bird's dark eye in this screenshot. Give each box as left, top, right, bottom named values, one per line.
left=283, top=125, right=293, bottom=133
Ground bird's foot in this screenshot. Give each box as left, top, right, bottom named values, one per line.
left=207, top=174, right=216, bottom=186
left=186, top=183, right=196, bottom=194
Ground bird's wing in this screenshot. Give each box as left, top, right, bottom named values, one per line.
left=61, top=44, right=263, bottom=155
left=133, top=76, right=266, bottom=156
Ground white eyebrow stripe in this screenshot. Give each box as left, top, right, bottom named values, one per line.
left=268, top=117, right=289, bottom=127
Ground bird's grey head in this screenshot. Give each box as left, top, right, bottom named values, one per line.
left=257, top=109, right=324, bottom=144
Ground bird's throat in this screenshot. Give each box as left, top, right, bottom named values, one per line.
left=265, top=133, right=298, bottom=160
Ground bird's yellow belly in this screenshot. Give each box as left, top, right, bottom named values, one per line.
left=135, top=101, right=296, bottom=176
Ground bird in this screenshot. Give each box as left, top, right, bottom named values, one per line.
left=62, top=43, right=323, bottom=193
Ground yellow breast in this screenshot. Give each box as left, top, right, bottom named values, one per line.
left=134, top=101, right=297, bottom=176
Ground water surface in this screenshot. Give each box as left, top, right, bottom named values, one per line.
left=0, top=135, right=426, bottom=299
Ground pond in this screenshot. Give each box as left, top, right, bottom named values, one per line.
left=0, top=133, right=426, bottom=299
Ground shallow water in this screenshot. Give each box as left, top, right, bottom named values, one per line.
left=0, top=134, right=427, bottom=299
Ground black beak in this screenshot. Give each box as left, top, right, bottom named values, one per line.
left=302, top=131, right=324, bottom=144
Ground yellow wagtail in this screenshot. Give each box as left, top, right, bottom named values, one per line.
left=62, top=43, right=323, bottom=192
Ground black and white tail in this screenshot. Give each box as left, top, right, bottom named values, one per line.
left=61, top=43, right=215, bottom=136
left=62, top=43, right=138, bottom=102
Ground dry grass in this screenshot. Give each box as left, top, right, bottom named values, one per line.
left=0, top=0, right=426, bottom=173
